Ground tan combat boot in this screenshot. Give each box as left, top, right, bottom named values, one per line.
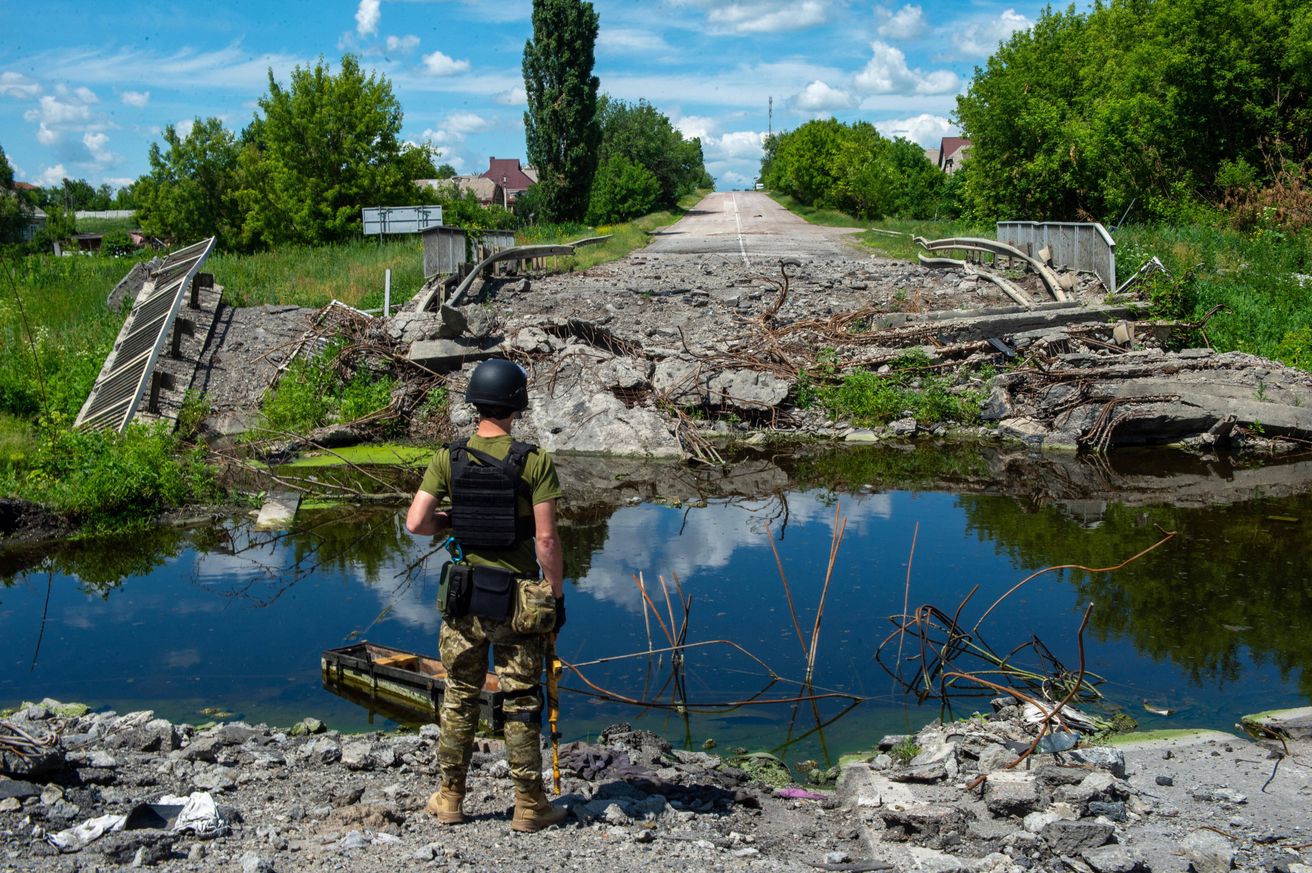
left=510, top=787, right=566, bottom=832
left=425, top=779, right=466, bottom=825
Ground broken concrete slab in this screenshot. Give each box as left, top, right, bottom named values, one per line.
left=254, top=491, right=300, bottom=530
left=407, top=337, right=504, bottom=370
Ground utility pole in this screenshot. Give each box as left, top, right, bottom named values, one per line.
left=768, top=96, right=773, bottom=138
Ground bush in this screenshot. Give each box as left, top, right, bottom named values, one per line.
left=258, top=341, right=397, bottom=434
left=587, top=155, right=660, bottom=224
left=3, top=419, right=216, bottom=533
left=816, top=350, right=984, bottom=426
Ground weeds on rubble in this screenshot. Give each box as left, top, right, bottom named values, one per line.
left=815, top=350, right=984, bottom=426
left=890, top=736, right=921, bottom=765
left=257, top=339, right=399, bottom=434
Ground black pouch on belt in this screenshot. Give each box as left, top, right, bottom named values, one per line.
left=467, top=566, right=516, bottom=621
left=438, top=563, right=473, bottom=619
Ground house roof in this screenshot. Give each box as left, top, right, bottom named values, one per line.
left=417, top=175, right=501, bottom=202
left=938, top=137, right=971, bottom=168
left=14, top=181, right=38, bottom=191
left=482, top=157, right=536, bottom=191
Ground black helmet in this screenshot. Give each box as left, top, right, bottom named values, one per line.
left=465, top=359, right=529, bottom=411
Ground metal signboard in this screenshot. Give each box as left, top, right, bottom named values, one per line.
left=362, top=205, right=444, bottom=236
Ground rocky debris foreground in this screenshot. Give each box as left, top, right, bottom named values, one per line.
left=3, top=700, right=1311, bottom=872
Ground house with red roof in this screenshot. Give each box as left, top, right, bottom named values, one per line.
left=481, top=157, right=537, bottom=207
left=937, top=137, right=972, bottom=174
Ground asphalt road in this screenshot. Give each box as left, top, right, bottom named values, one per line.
left=643, top=190, right=866, bottom=265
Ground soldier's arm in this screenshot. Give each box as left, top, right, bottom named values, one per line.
left=533, top=498, right=564, bottom=599
left=405, top=490, right=450, bottom=536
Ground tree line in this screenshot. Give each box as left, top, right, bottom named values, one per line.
left=2, top=0, right=707, bottom=252
left=759, top=119, right=957, bottom=220
left=763, top=0, right=1311, bottom=228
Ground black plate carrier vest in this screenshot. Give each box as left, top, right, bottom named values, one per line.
left=448, top=438, right=537, bottom=550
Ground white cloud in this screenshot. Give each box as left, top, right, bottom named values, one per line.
left=19, top=45, right=307, bottom=94
left=83, top=131, right=112, bottom=163
left=176, top=118, right=196, bottom=139
left=386, top=34, right=420, bottom=53
left=495, top=86, right=526, bottom=106
left=73, top=86, right=98, bottom=104
left=355, top=0, right=381, bottom=36
left=443, top=112, right=491, bottom=136
left=672, top=0, right=829, bottom=34
left=675, top=115, right=718, bottom=142
left=0, top=71, right=42, bottom=99
left=105, top=177, right=135, bottom=188
left=854, top=41, right=959, bottom=95
left=599, top=27, right=671, bottom=54
left=120, top=90, right=150, bottom=108
left=874, top=4, right=927, bottom=39
left=791, top=80, right=854, bottom=112
left=36, top=123, right=58, bottom=145
left=24, top=95, right=92, bottom=126
left=874, top=113, right=956, bottom=147
left=952, top=9, right=1032, bottom=57
left=720, top=170, right=753, bottom=188
left=37, top=164, right=68, bottom=186
left=704, top=130, right=766, bottom=161
left=422, top=50, right=471, bottom=76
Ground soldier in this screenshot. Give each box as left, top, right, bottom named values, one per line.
left=405, top=358, right=567, bottom=833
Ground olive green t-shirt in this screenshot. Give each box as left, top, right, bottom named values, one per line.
left=418, top=434, right=562, bottom=577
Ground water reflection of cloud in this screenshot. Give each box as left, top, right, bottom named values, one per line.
left=164, top=648, right=201, bottom=669
left=578, top=491, right=896, bottom=613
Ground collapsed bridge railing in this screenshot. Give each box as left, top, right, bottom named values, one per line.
left=75, top=237, right=216, bottom=432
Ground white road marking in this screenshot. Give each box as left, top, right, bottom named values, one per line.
left=730, top=193, right=751, bottom=268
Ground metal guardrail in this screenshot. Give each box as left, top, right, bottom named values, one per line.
left=75, top=237, right=216, bottom=432
left=996, top=221, right=1116, bottom=292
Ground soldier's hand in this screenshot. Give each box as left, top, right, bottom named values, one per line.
left=553, top=596, right=566, bottom=633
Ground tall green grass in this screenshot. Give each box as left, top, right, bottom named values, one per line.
left=0, top=252, right=145, bottom=421
left=210, top=237, right=426, bottom=309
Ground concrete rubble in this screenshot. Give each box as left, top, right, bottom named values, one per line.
left=195, top=249, right=1312, bottom=459
left=4, top=700, right=1311, bottom=872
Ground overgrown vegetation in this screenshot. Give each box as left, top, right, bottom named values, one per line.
left=0, top=419, right=216, bottom=535
left=802, top=349, right=988, bottom=427
left=760, top=119, right=959, bottom=220
left=257, top=340, right=398, bottom=435
left=955, top=0, right=1311, bottom=224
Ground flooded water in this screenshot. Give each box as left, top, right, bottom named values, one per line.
left=3, top=443, right=1310, bottom=773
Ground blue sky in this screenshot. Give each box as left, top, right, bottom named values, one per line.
left=1, top=0, right=1048, bottom=193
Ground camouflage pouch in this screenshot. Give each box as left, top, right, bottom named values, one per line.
left=511, top=577, right=556, bottom=635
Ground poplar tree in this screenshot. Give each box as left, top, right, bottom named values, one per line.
left=522, top=0, right=601, bottom=222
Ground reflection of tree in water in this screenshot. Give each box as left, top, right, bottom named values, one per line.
left=0, top=527, right=189, bottom=593
left=781, top=444, right=990, bottom=493
left=956, top=493, right=1312, bottom=696
left=559, top=505, right=611, bottom=584
left=284, top=508, right=415, bottom=585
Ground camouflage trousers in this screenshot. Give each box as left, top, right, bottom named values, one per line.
left=437, top=612, right=548, bottom=795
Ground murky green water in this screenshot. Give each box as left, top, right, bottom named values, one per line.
left=3, top=444, right=1310, bottom=773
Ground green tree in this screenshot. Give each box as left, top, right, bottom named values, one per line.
left=134, top=117, right=243, bottom=245
left=236, top=54, right=418, bottom=247
left=522, top=0, right=601, bottom=222
left=587, top=154, right=660, bottom=223
left=955, top=0, right=1312, bottom=223
left=1, top=144, right=26, bottom=245
left=596, top=96, right=706, bottom=209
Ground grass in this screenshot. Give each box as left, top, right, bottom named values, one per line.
left=210, top=237, right=427, bottom=309
left=75, top=216, right=138, bottom=234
